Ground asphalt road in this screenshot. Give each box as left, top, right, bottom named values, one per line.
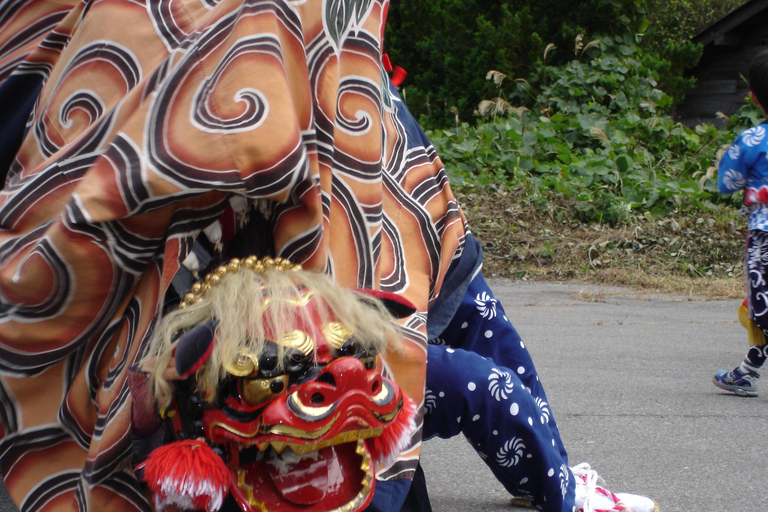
left=421, top=280, right=763, bottom=512
left=0, top=281, right=759, bottom=512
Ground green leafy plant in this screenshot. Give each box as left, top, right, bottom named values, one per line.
left=430, top=31, right=752, bottom=225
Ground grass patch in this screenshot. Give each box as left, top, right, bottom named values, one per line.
left=460, top=189, right=745, bottom=300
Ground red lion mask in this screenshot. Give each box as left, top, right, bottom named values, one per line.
left=132, top=257, right=416, bottom=512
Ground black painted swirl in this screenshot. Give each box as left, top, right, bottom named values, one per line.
left=191, top=37, right=278, bottom=132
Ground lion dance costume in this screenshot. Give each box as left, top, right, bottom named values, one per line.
left=0, top=2, right=658, bottom=512
left=0, top=1, right=465, bottom=510
left=132, top=257, right=417, bottom=512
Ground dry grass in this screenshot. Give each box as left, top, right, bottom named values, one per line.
left=585, top=268, right=744, bottom=300
left=568, top=289, right=607, bottom=303
left=459, top=190, right=746, bottom=301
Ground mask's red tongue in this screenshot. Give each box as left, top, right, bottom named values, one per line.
left=237, top=443, right=368, bottom=512
left=266, top=449, right=331, bottom=505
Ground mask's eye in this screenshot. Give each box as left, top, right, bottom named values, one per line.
left=342, top=338, right=378, bottom=358
left=285, top=348, right=312, bottom=373
left=259, top=344, right=280, bottom=374
left=257, top=342, right=314, bottom=378
left=239, top=375, right=290, bottom=406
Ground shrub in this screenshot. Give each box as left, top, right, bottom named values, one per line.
left=429, top=32, right=752, bottom=225
left=386, top=0, right=641, bottom=128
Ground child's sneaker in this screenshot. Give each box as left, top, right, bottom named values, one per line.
left=713, top=367, right=758, bottom=397
left=572, top=463, right=658, bottom=512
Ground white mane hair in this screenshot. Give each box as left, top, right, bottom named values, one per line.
left=143, top=264, right=402, bottom=408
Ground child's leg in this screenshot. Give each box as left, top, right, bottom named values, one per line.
left=737, top=345, right=768, bottom=375
left=424, top=276, right=657, bottom=512
left=714, top=230, right=768, bottom=396
left=429, top=272, right=568, bottom=462
left=743, top=230, right=768, bottom=371
left=424, top=344, right=574, bottom=512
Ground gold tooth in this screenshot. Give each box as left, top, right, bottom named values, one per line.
left=287, top=442, right=304, bottom=454
left=256, top=442, right=268, bottom=452
left=270, top=441, right=287, bottom=454
left=355, top=438, right=366, bottom=457
left=360, top=437, right=373, bottom=479
left=292, top=443, right=313, bottom=455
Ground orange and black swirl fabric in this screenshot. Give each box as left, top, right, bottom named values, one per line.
left=0, top=1, right=466, bottom=510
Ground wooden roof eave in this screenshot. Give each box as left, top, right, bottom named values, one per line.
left=693, top=0, right=768, bottom=46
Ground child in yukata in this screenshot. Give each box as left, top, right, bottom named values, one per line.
left=714, top=49, right=768, bottom=398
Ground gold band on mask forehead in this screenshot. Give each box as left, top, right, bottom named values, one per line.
left=276, top=330, right=314, bottom=356
left=180, top=256, right=302, bottom=309
left=322, top=322, right=354, bottom=350
left=224, top=350, right=259, bottom=377
left=223, top=330, right=313, bottom=378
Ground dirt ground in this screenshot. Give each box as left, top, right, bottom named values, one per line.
left=458, top=189, right=746, bottom=299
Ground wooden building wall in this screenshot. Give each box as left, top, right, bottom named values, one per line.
left=677, top=6, right=768, bottom=127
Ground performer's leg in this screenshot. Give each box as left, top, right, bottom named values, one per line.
left=715, top=230, right=768, bottom=396
left=424, top=344, right=574, bottom=512
left=363, top=479, right=412, bottom=512
left=744, top=230, right=768, bottom=373
left=430, top=272, right=567, bottom=461
left=364, top=464, right=432, bottom=512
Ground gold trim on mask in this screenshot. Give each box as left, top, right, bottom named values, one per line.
left=322, top=322, right=354, bottom=350
left=211, top=414, right=339, bottom=441
left=224, top=351, right=259, bottom=377
left=180, top=256, right=303, bottom=309
left=240, top=375, right=290, bottom=406
left=275, top=330, right=313, bottom=356
left=259, top=288, right=316, bottom=310
left=371, top=397, right=403, bottom=423
left=236, top=470, right=268, bottom=512
left=284, top=288, right=315, bottom=307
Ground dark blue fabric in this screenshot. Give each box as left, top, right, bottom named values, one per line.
left=746, top=229, right=768, bottom=335
left=399, top=464, right=432, bottom=512
left=423, top=273, right=574, bottom=512
left=426, top=233, right=483, bottom=339
left=174, top=321, right=215, bottom=377
left=364, top=477, right=412, bottom=512
left=0, top=74, right=44, bottom=187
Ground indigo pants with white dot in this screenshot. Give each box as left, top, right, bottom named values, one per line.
left=424, top=273, right=575, bottom=512
left=744, top=230, right=768, bottom=372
